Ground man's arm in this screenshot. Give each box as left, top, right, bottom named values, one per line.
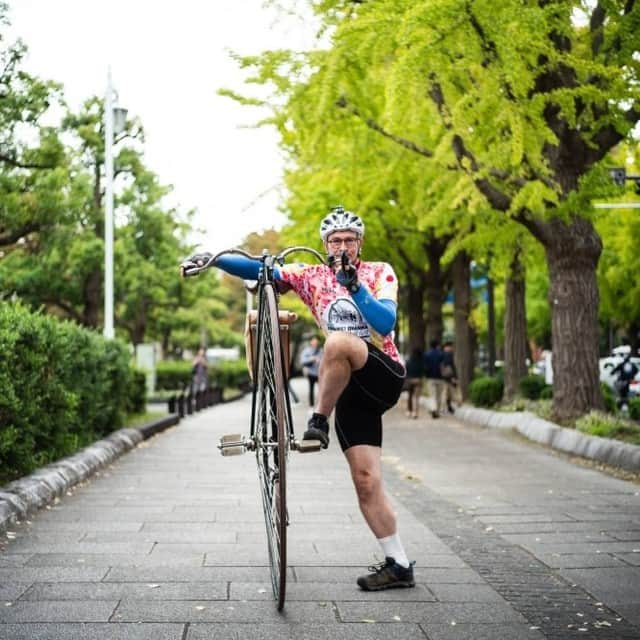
left=351, top=286, right=396, bottom=336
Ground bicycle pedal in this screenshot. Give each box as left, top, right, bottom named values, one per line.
left=294, top=439, right=323, bottom=453
left=218, top=433, right=246, bottom=456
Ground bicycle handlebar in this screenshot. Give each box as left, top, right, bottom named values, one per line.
left=180, top=245, right=327, bottom=278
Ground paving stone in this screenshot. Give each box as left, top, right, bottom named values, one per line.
left=187, top=622, right=428, bottom=639
left=103, top=565, right=275, bottom=582
left=336, top=601, right=527, bottom=624
left=427, top=583, right=509, bottom=603
left=0, top=622, right=185, bottom=639
left=230, top=581, right=435, bottom=601
left=0, top=567, right=108, bottom=582
left=112, top=599, right=337, bottom=623
left=21, top=581, right=227, bottom=601
left=420, top=623, right=546, bottom=639
left=24, top=553, right=206, bottom=567
left=0, top=600, right=117, bottom=622
left=558, top=567, right=640, bottom=604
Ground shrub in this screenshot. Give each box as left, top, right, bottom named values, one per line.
left=540, top=385, right=553, bottom=399
left=469, top=376, right=504, bottom=407
left=0, top=301, right=140, bottom=483
left=601, top=383, right=617, bottom=414
left=629, top=397, right=640, bottom=421
left=156, top=360, right=193, bottom=391
left=519, top=374, right=547, bottom=400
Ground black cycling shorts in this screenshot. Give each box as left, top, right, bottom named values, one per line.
left=334, top=342, right=406, bottom=452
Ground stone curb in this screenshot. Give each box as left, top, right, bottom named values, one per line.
left=0, top=414, right=180, bottom=534
left=455, top=405, right=640, bottom=472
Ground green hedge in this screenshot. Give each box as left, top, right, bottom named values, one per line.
left=469, top=376, right=504, bottom=407
left=156, top=360, right=193, bottom=391
left=0, top=301, right=145, bottom=484
left=156, top=358, right=250, bottom=392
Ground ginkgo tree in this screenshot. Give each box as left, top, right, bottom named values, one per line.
left=275, top=0, right=640, bottom=421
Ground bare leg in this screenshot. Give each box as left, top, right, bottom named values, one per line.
left=345, top=444, right=397, bottom=538
left=315, top=332, right=368, bottom=417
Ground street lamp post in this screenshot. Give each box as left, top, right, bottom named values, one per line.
left=103, top=69, right=127, bottom=339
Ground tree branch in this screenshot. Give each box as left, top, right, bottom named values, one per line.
left=335, top=96, right=433, bottom=157
left=0, top=222, right=41, bottom=246
left=0, top=153, right=56, bottom=170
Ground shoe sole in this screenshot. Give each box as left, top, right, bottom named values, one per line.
left=357, top=580, right=416, bottom=591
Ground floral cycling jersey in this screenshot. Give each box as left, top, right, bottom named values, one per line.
left=278, top=261, right=401, bottom=363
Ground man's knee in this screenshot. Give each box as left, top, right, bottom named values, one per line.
left=323, top=332, right=367, bottom=368
left=351, top=465, right=381, bottom=503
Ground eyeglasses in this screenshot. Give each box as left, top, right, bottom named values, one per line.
left=327, top=237, right=359, bottom=249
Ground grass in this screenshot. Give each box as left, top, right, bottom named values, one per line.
left=575, top=411, right=640, bottom=446
left=496, top=399, right=640, bottom=446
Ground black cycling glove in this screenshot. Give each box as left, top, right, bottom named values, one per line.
left=336, top=252, right=360, bottom=293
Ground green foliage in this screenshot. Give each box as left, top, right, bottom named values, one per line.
left=155, top=359, right=251, bottom=393
left=575, top=411, right=640, bottom=446
left=540, top=385, right=553, bottom=400
left=519, top=374, right=548, bottom=400
left=156, top=361, right=193, bottom=391
left=469, top=376, right=504, bottom=407
left=127, top=369, right=148, bottom=415
left=210, top=359, right=251, bottom=390
left=0, top=301, right=140, bottom=484
left=601, top=382, right=617, bottom=414
left=628, top=397, right=640, bottom=422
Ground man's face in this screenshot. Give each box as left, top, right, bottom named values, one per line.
left=325, top=231, right=362, bottom=267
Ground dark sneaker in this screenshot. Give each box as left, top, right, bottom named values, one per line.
left=303, top=413, right=330, bottom=449
left=357, top=557, right=416, bottom=591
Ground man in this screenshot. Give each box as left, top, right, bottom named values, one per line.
left=423, top=339, right=445, bottom=418
left=299, top=334, right=323, bottom=407
left=181, top=205, right=414, bottom=590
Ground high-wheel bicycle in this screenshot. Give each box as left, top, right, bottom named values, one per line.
left=181, top=246, right=326, bottom=610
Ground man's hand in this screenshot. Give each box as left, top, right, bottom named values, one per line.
left=336, top=253, right=360, bottom=294
left=180, top=251, right=214, bottom=277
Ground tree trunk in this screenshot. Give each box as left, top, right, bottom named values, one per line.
left=486, top=276, right=496, bottom=376
left=82, top=269, right=102, bottom=329
left=424, top=238, right=449, bottom=345
left=503, top=251, right=528, bottom=401
left=452, top=251, right=473, bottom=399
left=543, top=217, right=604, bottom=421
left=406, top=281, right=426, bottom=351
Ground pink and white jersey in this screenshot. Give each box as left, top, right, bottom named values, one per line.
left=278, top=261, right=401, bottom=363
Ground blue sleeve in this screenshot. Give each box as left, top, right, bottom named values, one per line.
left=214, top=254, right=285, bottom=282
left=351, top=286, right=397, bottom=335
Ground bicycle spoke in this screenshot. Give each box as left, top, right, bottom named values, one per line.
left=252, top=283, right=288, bottom=610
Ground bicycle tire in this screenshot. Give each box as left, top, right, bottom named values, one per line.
left=251, top=282, right=288, bottom=610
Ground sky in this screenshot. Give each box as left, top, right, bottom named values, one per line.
left=6, top=1, right=318, bottom=250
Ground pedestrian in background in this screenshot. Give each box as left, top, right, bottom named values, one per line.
left=404, top=347, right=424, bottom=419
left=423, top=339, right=445, bottom=418
left=441, top=340, right=459, bottom=413
left=300, top=334, right=323, bottom=407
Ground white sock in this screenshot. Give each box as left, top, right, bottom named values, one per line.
left=378, top=532, right=410, bottom=568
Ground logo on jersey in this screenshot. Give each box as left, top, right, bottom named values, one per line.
left=326, top=298, right=370, bottom=338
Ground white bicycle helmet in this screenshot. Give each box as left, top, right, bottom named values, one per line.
left=319, top=205, right=365, bottom=242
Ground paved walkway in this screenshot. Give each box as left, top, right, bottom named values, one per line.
left=1, top=379, right=639, bottom=639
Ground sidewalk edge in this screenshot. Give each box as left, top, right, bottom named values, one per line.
left=455, top=405, right=640, bottom=473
